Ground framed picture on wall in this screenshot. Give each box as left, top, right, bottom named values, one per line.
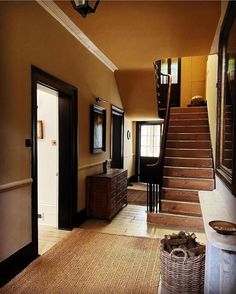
left=90, top=104, right=106, bottom=153
left=37, top=120, right=44, bottom=139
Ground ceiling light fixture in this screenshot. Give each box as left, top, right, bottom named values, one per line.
left=71, top=0, right=100, bottom=18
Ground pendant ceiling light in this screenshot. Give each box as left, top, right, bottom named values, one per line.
left=71, top=0, right=100, bottom=18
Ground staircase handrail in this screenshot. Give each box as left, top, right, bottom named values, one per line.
left=147, top=72, right=172, bottom=170
left=146, top=67, right=172, bottom=213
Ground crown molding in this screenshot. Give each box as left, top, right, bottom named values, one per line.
left=36, top=1, right=118, bottom=72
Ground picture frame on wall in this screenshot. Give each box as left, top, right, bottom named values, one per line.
left=90, top=104, right=106, bottom=153
left=37, top=120, right=44, bottom=139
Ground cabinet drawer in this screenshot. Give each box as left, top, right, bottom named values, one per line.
left=117, top=189, right=127, bottom=201
left=111, top=197, right=116, bottom=208
left=116, top=178, right=127, bottom=194
left=116, top=196, right=127, bottom=210
left=110, top=178, right=117, bottom=194
left=116, top=171, right=127, bottom=182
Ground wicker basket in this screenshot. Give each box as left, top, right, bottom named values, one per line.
left=160, top=246, right=205, bottom=294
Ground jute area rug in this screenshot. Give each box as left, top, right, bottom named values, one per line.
left=127, top=189, right=147, bottom=206
left=2, top=229, right=160, bottom=294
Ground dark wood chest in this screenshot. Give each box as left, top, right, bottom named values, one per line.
left=86, top=169, right=127, bottom=221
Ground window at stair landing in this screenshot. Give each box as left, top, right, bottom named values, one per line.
left=157, top=58, right=181, bottom=109
left=216, top=1, right=236, bottom=195
left=160, top=58, right=179, bottom=84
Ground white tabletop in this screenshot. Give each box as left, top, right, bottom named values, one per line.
left=199, top=190, right=236, bottom=251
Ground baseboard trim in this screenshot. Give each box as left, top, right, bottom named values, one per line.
left=75, top=208, right=87, bottom=227
left=0, top=242, right=38, bottom=287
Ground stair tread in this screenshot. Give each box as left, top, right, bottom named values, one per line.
left=170, top=118, right=208, bottom=121
left=160, top=210, right=201, bottom=217
left=161, top=199, right=200, bottom=205
left=162, top=194, right=199, bottom=203
left=168, top=132, right=210, bottom=134
left=166, top=148, right=211, bottom=150
left=163, top=176, right=214, bottom=181
left=171, top=106, right=206, bottom=108
left=164, top=165, right=212, bottom=169
left=167, top=140, right=210, bottom=142
left=165, top=156, right=212, bottom=160
left=162, top=187, right=200, bottom=191
left=148, top=212, right=203, bottom=219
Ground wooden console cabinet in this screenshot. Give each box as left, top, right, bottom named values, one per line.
left=86, top=169, right=127, bottom=221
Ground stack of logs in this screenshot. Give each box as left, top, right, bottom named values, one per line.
left=161, top=231, right=205, bottom=257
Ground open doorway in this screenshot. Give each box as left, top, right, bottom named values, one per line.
left=37, top=85, right=59, bottom=228
left=31, top=66, right=78, bottom=256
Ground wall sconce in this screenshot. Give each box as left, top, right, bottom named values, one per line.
left=127, top=130, right=131, bottom=140
left=96, top=97, right=110, bottom=104
left=71, top=0, right=100, bottom=18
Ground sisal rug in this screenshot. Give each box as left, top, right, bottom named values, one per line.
left=127, top=189, right=147, bottom=206
left=1, top=229, right=160, bottom=294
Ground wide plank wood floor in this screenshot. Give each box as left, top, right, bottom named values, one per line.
left=39, top=204, right=206, bottom=255
left=81, top=204, right=206, bottom=242
left=38, top=224, right=70, bottom=255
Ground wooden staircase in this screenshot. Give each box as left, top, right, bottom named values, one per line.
left=147, top=106, right=214, bottom=230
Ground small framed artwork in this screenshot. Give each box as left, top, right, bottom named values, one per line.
left=90, top=104, right=106, bottom=153
left=37, top=120, right=44, bottom=139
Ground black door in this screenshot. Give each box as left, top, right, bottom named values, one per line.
left=58, top=94, right=77, bottom=229
left=136, top=122, right=163, bottom=183
left=111, top=106, right=124, bottom=169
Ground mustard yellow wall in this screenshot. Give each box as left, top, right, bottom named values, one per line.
left=0, top=1, right=132, bottom=261
left=115, top=70, right=158, bottom=120
left=181, top=56, right=207, bottom=107
left=124, top=117, right=135, bottom=178
left=206, top=55, right=218, bottom=161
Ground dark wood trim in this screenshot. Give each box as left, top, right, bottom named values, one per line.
left=135, top=122, right=141, bottom=181
left=177, top=58, right=181, bottom=105
left=58, top=93, right=78, bottom=229
left=110, top=105, right=124, bottom=169
left=75, top=208, right=87, bottom=227
left=0, top=242, right=38, bottom=287
left=31, top=65, right=78, bottom=239
left=215, top=1, right=236, bottom=195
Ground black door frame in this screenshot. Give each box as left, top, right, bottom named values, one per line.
left=31, top=66, right=78, bottom=255
left=110, top=105, right=124, bottom=169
